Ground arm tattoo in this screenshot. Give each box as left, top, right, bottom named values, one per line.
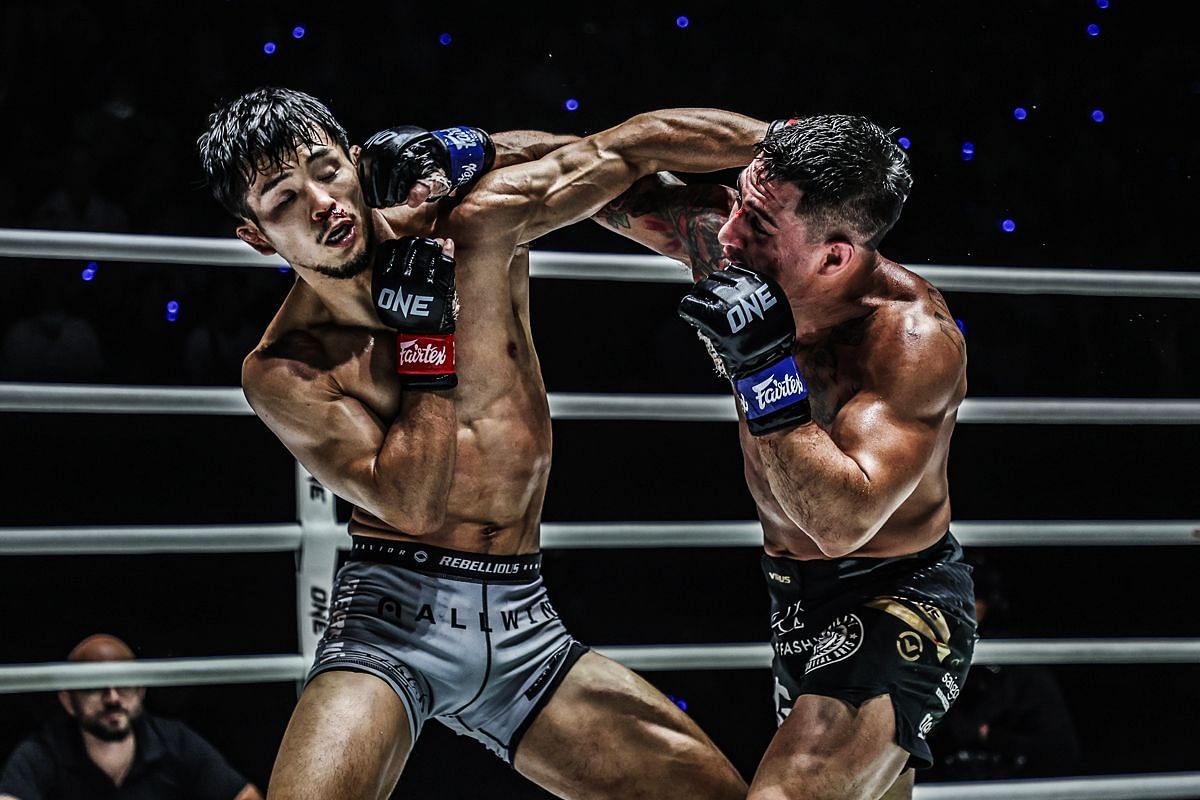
left=598, top=174, right=734, bottom=277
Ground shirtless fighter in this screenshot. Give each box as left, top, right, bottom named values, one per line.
left=197, top=87, right=762, bottom=799
left=597, top=115, right=977, bottom=800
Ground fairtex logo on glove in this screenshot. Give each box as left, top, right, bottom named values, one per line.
left=430, top=127, right=488, bottom=188
left=396, top=335, right=454, bottom=374
left=377, top=287, right=435, bottom=318
left=735, top=357, right=807, bottom=419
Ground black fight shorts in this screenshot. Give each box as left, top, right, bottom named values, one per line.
left=763, top=531, right=976, bottom=769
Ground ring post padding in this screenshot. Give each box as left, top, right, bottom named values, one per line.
left=295, top=462, right=343, bottom=688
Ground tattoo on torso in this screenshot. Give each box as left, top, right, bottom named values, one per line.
left=794, top=311, right=875, bottom=428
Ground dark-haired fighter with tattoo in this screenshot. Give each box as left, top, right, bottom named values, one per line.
left=598, top=116, right=977, bottom=800
left=198, top=87, right=759, bottom=800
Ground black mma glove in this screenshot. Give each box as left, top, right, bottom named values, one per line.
left=359, top=125, right=495, bottom=208
left=678, top=265, right=811, bottom=435
left=766, top=118, right=800, bottom=139
left=373, top=237, right=458, bottom=390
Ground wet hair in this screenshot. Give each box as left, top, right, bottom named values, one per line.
left=756, top=115, right=912, bottom=250
left=197, top=87, right=351, bottom=220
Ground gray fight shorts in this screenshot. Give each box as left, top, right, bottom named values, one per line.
left=308, top=537, right=588, bottom=763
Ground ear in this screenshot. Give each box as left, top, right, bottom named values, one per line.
left=58, top=690, right=75, bottom=717
left=349, top=144, right=362, bottom=166
left=818, top=241, right=855, bottom=274
left=236, top=222, right=277, bottom=257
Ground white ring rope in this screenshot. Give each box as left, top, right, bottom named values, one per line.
left=3, top=638, right=1198, bottom=695
left=7, top=520, right=1196, bottom=555
left=913, top=773, right=1200, bottom=800
left=3, top=228, right=1200, bottom=297
left=0, top=524, right=301, bottom=554
left=3, top=383, right=1200, bottom=425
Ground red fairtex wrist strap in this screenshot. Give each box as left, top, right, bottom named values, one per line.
left=395, top=333, right=455, bottom=375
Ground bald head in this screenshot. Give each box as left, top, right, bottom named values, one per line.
left=67, top=633, right=136, bottom=663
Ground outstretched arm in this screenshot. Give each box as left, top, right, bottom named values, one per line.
left=594, top=172, right=737, bottom=280
left=492, top=130, right=581, bottom=167
left=455, top=108, right=765, bottom=245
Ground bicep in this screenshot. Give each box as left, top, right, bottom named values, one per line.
left=246, top=375, right=387, bottom=508
left=830, top=392, right=941, bottom=505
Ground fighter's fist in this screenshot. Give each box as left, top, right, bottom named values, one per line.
left=373, top=236, right=458, bottom=390
left=678, top=266, right=811, bottom=435
left=359, top=125, right=495, bottom=208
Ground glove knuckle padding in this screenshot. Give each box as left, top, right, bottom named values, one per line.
left=678, top=265, right=811, bottom=435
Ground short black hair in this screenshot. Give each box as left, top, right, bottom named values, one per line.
left=197, top=87, right=351, bottom=220
left=757, top=115, right=912, bottom=250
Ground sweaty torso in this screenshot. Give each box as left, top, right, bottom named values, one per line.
left=746, top=261, right=966, bottom=560
left=254, top=210, right=551, bottom=555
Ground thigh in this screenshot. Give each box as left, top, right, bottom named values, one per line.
left=748, top=693, right=909, bottom=800
left=267, top=670, right=412, bottom=800
left=513, top=651, right=746, bottom=800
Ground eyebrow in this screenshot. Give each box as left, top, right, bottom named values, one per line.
left=736, top=170, right=780, bottom=229
left=257, top=146, right=335, bottom=199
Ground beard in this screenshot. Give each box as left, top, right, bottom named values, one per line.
left=78, top=703, right=141, bottom=742
left=310, top=213, right=375, bottom=280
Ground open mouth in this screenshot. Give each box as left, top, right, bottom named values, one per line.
left=325, top=221, right=355, bottom=247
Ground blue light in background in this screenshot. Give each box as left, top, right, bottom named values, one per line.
left=676, top=16, right=690, bottom=28
left=1096, top=0, right=1109, bottom=7
left=166, top=300, right=180, bottom=323
left=565, top=98, right=579, bottom=111
left=1087, top=23, right=1100, bottom=36
left=667, top=694, right=688, bottom=711
left=292, top=26, right=305, bottom=39
left=81, top=261, right=97, bottom=281
left=1013, top=106, right=1028, bottom=120
left=960, top=141, right=975, bottom=161
left=897, top=136, right=911, bottom=150
left=1001, top=218, right=1016, bottom=233
left=1091, top=109, right=1105, bottom=122
left=263, top=41, right=277, bottom=55
left=438, top=33, right=452, bottom=45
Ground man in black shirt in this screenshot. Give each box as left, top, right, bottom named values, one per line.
left=0, top=634, right=260, bottom=800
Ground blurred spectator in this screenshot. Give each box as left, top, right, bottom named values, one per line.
left=0, top=634, right=261, bottom=800
left=0, top=268, right=105, bottom=382
left=184, top=275, right=261, bottom=385
left=926, top=561, right=1081, bottom=780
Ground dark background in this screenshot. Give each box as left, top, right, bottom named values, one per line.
left=1, top=0, right=1197, bottom=795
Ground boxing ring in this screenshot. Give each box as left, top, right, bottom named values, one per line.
left=2, top=227, right=1199, bottom=799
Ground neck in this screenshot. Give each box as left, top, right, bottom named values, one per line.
left=82, top=729, right=136, bottom=786
left=300, top=208, right=396, bottom=328
left=791, top=250, right=883, bottom=344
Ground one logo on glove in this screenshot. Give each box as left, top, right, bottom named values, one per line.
left=726, top=283, right=777, bottom=333
left=736, top=357, right=807, bottom=419
left=377, top=287, right=435, bottom=318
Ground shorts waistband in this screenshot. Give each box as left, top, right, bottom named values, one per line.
left=763, top=531, right=962, bottom=593
left=348, top=537, right=542, bottom=582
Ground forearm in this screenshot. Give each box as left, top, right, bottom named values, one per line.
left=492, top=130, right=581, bottom=168
left=756, top=427, right=888, bottom=557
left=370, top=391, right=457, bottom=534
left=604, top=109, right=765, bottom=176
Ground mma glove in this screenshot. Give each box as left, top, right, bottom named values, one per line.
left=359, top=124, right=495, bottom=208
left=373, top=237, right=458, bottom=390
left=678, top=266, right=812, bottom=436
